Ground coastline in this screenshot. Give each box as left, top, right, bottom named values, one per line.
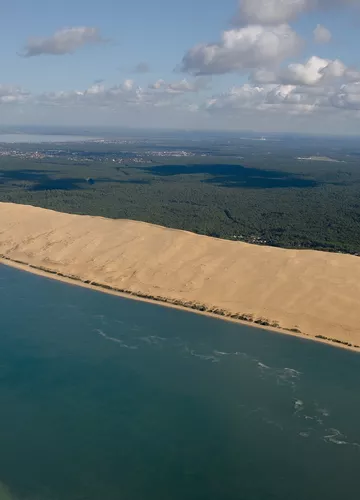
left=1, top=201, right=360, bottom=353
left=1, top=255, right=359, bottom=353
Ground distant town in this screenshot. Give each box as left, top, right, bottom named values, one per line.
left=0, top=143, right=202, bottom=164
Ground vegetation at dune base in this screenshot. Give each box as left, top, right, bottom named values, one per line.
left=1, top=136, right=360, bottom=255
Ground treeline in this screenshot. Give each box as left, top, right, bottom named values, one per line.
left=1, top=155, right=360, bottom=255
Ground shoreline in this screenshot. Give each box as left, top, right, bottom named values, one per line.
left=1, top=255, right=359, bottom=354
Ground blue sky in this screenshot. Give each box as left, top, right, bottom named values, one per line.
left=3, top=0, right=230, bottom=91
left=2, top=0, right=360, bottom=133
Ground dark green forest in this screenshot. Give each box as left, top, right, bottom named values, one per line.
left=1, top=146, right=360, bottom=255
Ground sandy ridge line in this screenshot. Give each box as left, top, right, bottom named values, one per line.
left=0, top=202, right=360, bottom=352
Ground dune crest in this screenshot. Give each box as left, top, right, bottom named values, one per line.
left=0, top=202, right=360, bottom=349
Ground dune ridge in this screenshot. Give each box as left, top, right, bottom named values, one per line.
left=0, top=202, right=360, bottom=350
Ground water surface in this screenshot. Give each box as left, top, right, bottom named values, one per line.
left=0, top=134, right=96, bottom=143
left=0, top=264, right=359, bottom=500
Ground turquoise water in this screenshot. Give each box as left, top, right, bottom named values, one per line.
left=0, top=264, right=359, bottom=500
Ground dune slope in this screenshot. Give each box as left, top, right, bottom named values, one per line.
left=0, top=202, right=360, bottom=347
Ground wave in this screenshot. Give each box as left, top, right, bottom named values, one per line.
left=258, top=362, right=271, bottom=370
left=323, top=428, right=360, bottom=448
left=94, top=329, right=138, bottom=350
left=139, top=335, right=167, bottom=346
left=294, top=399, right=305, bottom=415
left=189, top=350, right=220, bottom=363
left=316, top=406, right=330, bottom=418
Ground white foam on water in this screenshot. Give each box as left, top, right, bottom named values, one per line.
left=323, top=429, right=360, bottom=448
left=189, top=350, right=220, bottom=363
left=258, top=362, right=271, bottom=370
left=317, top=407, right=330, bottom=418
left=139, top=335, right=167, bottom=346
left=293, top=399, right=305, bottom=415
left=94, top=329, right=138, bottom=350
left=213, top=349, right=249, bottom=358
left=283, top=368, right=302, bottom=378
left=323, top=429, right=349, bottom=446
left=276, top=367, right=302, bottom=389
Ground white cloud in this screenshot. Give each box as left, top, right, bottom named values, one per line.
left=234, top=0, right=308, bottom=26
left=283, top=57, right=344, bottom=85
left=251, top=56, right=347, bottom=86
left=0, top=85, right=30, bottom=104
left=234, top=0, right=360, bottom=26
left=21, top=27, right=104, bottom=57
left=149, top=79, right=166, bottom=90
left=331, top=82, right=360, bottom=110
left=121, top=79, right=135, bottom=92
left=37, top=80, right=141, bottom=108
left=6, top=75, right=360, bottom=118
left=205, top=73, right=360, bottom=117
left=314, top=24, right=332, bottom=43
left=167, top=77, right=210, bottom=93
left=205, top=84, right=314, bottom=116
left=181, top=24, right=302, bottom=75
left=35, top=77, right=208, bottom=112
left=149, top=78, right=210, bottom=93
left=205, top=84, right=267, bottom=111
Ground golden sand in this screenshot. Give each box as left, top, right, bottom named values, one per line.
left=1, top=202, right=359, bottom=350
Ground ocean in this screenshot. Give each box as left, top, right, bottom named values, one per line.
left=0, top=264, right=359, bottom=500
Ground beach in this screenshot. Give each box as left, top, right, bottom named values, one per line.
left=0, top=201, right=360, bottom=350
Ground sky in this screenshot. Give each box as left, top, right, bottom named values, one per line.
left=2, top=0, right=360, bottom=134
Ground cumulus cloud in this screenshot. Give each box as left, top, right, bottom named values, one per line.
left=21, top=27, right=104, bottom=57
left=35, top=77, right=209, bottom=111
left=251, top=56, right=347, bottom=86
left=121, top=79, right=135, bottom=91
left=181, top=24, right=301, bottom=75
left=314, top=24, right=332, bottom=43
left=2, top=73, right=360, bottom=133
left=37, top=80, right=141, bottom=108
left=205, top=83, right=322, bottom=116
left=205, top=72, right=360, bottom=118
left=234, top=0, right=360, bottom=26
left=148, top=79, right=166, bottom=90
left=331, top=82, right=360, bottom=110
left=149, top=77, right=210, bottom=93
left=0, top=85, right=30, bottom=104
left=205, top=84, right=313, bottom=116
left=234, top=0, right=308, bottom=26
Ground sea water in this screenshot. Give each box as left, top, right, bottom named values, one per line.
left=0, top=264, right=359, bottom=500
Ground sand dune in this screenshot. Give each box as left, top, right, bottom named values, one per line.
left=1, top=202, right=360, bottom=349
